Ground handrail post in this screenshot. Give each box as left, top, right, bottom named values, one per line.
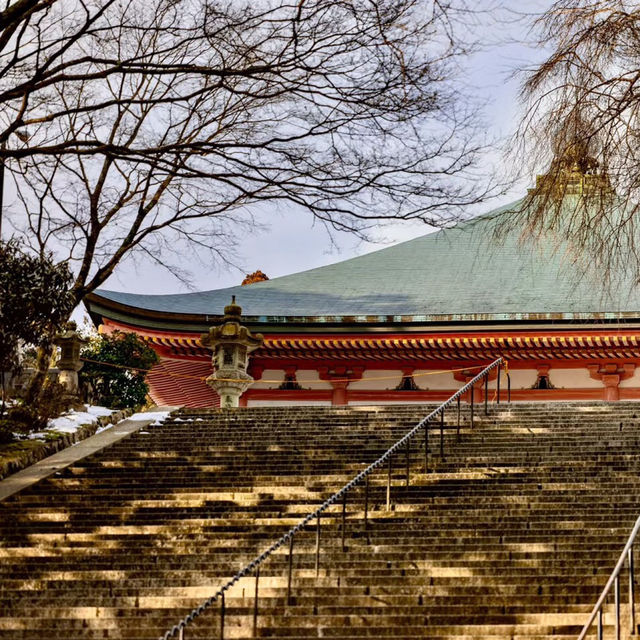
left=507, top=372, right=511, bottom=403
left=484, top=373, right=488, bottom=415
left=342, top=493, right=347, bottom=551
left=630, top=545, right=636, bottom=634
left=470, top=389, right=474, bottom=429
left=440, top=409, right=445, bottom=459
left=616, top=574, right=621, bottom=640
left=220, top=591, right=225, bottom=640
left=178, top=627, right=184, bottom=640
left=598, top=608, right=603, bottom=640
left=386, top=455, right=392, bottom=510
left=405, top=439, right=410, bottom=487
left=496, top=363, right=501, bottom=404
left=287, top=535, right=294, bottom=604
left=364, top=475, right=369, bottom=532
left=253, top=567, right=259, bottom=638
left=315, top=514, right=321, bottom=578
left=456, top=397, right=461, bottom=441
left=425, top=422, right=430, bottom=472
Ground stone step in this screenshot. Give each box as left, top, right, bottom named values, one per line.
left=2, top=402, right=640, bottom=639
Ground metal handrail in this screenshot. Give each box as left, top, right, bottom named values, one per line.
left=577, top=514, right=640, bottom=640
left=160, top=357, right=505, bottom=640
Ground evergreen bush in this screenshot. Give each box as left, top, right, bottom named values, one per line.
left=80, top=332, right=159, bottom=409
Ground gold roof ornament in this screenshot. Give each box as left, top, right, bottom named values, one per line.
left=529, top=138, right=613, bottom=198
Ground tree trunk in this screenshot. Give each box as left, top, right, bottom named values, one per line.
left=23, top=341, right=54, bottom=406
left=0, top=370, right=5, bottom=417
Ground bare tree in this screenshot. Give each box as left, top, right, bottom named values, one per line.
left=512, top=0, right=640, bottom=281
left=3, top=0, right=499, bottom=309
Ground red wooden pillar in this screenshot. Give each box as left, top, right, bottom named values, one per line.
left=602, top=374, right=621, bottom=402
left=330, top=381, right=349, bottom=406
left=319, top=366, right=364, bottom=406
left=588, top=363, right=635, bottom=402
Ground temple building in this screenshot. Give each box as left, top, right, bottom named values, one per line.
left=86, top=185, right=640, bottom=407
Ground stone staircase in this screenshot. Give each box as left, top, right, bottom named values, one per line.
left=1, top=402, right=640, bottom=639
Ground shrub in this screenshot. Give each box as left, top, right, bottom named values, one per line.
left=0, top=240, right=74, bottom=374
left=4, top=404, right=46, bottom=434
left=0, top=403, right=46, bottom=443
left=0, top=380, right=73, bottom=439
left=0, top=420, right=15, bottom=444
left=80, top=332, right=159, bottom=409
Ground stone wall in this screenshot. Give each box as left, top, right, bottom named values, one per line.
left=0, top=408, right=133, bottom=481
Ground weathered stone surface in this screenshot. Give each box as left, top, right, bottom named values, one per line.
left=0, top=403, right=638, bottom=639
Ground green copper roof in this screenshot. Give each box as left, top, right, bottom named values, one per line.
left=90, top=198, right=640, bottom=324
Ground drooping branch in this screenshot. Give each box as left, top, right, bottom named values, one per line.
left=511, top=0, right=640, bottom=283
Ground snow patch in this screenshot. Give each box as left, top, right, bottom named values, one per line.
left=46, top=405, right=116, bottom=436
left=94, top=423, right=114, bottom=435
left=85, top=406, right=113, bottom=417
left=48, top=412, right=95, bottom=433
left=129, top=411, right=170, bottom=425
left=30, top=406, right=169, bottom=441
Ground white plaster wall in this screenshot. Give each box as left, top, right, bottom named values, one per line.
left=349, top=370, right=403, bottom=391
left=549, top=368, right=603, bottom=389
left=619, top=368, right=640, bottom=388
left=296, top=369, right=332, bottom=390
left=413, top=370, right=456, bottom=390
left=500, top=369, right=538, bottom=390
left=247, top=399, right=332, bottom=407
left=251, top=369, right=284, bottom=389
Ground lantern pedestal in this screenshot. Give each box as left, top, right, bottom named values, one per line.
left=200, top=297, right=263, bottom=408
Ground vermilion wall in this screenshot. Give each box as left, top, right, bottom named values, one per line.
left=99, top=317, right=640, bottom=408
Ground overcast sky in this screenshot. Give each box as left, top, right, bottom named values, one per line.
left=87, top=2, right=554, bottom=303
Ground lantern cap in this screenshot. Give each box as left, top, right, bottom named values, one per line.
left=223, top=295, right=242, bottom=320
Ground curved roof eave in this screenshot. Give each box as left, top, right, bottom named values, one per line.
left=87, top=197, right=640, bottom=328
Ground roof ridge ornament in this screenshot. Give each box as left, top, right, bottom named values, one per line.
left=529, top=137, right=613, bottom=198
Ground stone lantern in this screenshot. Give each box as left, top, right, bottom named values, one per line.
left=55, top=321, right=88, bottom=397
left=200, top=297, right=263, bottom=408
